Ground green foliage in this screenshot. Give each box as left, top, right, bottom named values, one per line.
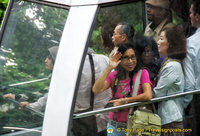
left=0, top=0, right=9, bottom=27
left=90, top=2, right=144, bottom=54
left=172, top=10, right=184, bottom=25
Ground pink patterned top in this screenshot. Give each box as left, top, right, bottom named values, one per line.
left=106, top=69, right=151, bottom=123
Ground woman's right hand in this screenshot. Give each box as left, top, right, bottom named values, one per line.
left=93, top=51, right=122, bottom=94
left=19, top=101, right=30, bottom=110
left=109, top=51, right=122, bottom=69
left=3, top=93, right=16, bottom=100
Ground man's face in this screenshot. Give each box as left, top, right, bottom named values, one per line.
left=146, top=4, right=165, bottom=22
left=112, top=25, right=125, bottom=46
left=190, top=4, right=199, bottom=28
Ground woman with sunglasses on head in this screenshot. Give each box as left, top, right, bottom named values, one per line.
left=93, top=43, right=152, bottom=136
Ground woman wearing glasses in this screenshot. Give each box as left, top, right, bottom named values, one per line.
left=93, top=43, right=152, bottom=136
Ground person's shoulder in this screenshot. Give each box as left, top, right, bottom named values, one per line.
left=140, top=69, right=150, bottom=78
left=187, top=30, right=200, bottom=52
left=140, top=69, right=148, bottom=75
left=110, top=70, right=117, bottom=75
left=188, top=29, right=200, bottom=42
left=167, top=60, right=181, bottom=66
left=108, top=70, right=117, bottom=77
left=93, top=54, right=108, bottom=59
left=141, top=69, right=148, bottom=73
left=106, top=70, right=117, bottom=80
left=164, top=22, right=175, bottom=28
left=92, top=53, right=109, bottom=63
left=164, top=60, right=182, bottom=72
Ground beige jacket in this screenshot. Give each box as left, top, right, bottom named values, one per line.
left=144, top=18, right=175, bottom=42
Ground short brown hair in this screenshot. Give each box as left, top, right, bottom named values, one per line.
left=101, top=24, right=115, bottom=52
left=163, top=25, right=186, bottom=60
left=192, top=1, right=200, bottom=15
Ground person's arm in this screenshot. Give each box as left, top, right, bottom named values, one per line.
left=92, top=52, right=122, bottom=94
left=3, top=91, right=43, bottom=102
left=109, top=70, right=152, bottom=106
left=153, top=63, right=180, bottom=97
left=183, top=50, right=195, bottom=108
left=3, top=93, right=16, bottom=100
left=19, top=93, right=48, bottom=111
left=3, top=93, right=27, bottom=101
left=109, top=83, right=152, bottom=106
left=19, top=101, right=30, bottom=110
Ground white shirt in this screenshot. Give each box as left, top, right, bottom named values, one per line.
left=75, top=52, right=112, bottom=132
left=183, top=28, right=200, bottom=108
left=29, top=93, right=48, bottom=112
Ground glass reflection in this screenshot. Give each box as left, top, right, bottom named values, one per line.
left=0, top=0, right=68, bottom=135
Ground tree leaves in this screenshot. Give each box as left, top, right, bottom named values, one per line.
left=0, top=0, right=9, bottom=27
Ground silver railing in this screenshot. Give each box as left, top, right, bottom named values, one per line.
left=5, top=96, right=44, bottom=118
left=0, top=93, right=44, bottom=118
left=73, top=89, right=200, bottom=119
left=1, top=76, right=51, bottom=118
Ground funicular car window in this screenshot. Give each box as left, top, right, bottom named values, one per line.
left=71, top=1, right=145, bottom=135
left=71, top=0, right=200, bottom=136
left=0, top=0, right=68, bottom=135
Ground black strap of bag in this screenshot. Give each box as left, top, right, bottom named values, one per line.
left=72, top=53, right=97, bottom=136
left=88, top=53, right=95, bottom=109
left=88, top=53, right=99, bottom=135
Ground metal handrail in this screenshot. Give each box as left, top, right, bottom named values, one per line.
left=0, top=77, right=50, bottom=118
left=73, top=89, right=200, bottom=119
left=7, top=97, right=44, bottom=118
left=1, top=76, right=50, bottom=91
left=0, top=94, right=44, bottom=118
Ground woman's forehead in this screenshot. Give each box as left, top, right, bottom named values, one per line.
left=123, top=48, right=135, bottom=55
left=145, top=45, right=152, bottom=50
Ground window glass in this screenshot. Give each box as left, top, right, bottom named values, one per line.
left=72, top=1, right=144, bottom=135
left=91, top=2, right=144, bottom=54
left=0, top=0, right=68, bottom=135
left=72, top=1, right=199, bottom=136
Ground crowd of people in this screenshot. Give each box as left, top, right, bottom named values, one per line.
left=2, top=0, right=200, bottom=136
left=91, top=0, right=200, bottom=136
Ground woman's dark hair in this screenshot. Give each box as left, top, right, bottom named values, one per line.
left=101, top=24, right=115, bottom=52
left=192, top=0, right=200, bottom=15
left=136, top=36, right=160, bottom=63
left=135, top=36, right=160, bottom=80
left=162, top=25, right=186, bottom=60
left=112, top=43, right=141, bottom=95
